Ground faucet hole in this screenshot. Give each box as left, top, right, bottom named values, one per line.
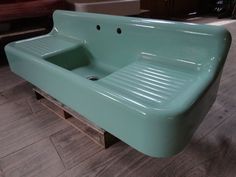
left=87, top=76, right=99, bottom=81
left=117, top=28, right=122, bottom=34
left=96, top=25, right=101, bottom=31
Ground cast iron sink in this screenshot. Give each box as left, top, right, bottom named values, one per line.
left=5, top=10, right=231, bottom=157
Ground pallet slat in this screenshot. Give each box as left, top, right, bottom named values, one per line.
left=33, top=88, right=119, bottom=148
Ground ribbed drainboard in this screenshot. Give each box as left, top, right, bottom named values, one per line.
left=15, top=35, right=79, bottom=56
left=99, top=61, right=197, bottom=108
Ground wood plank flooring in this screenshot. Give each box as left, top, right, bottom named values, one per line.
left=50, top=127, right=103, bottom=170
left=0, top=139, right=65, bottom=177
left=0, top=21, right=236, bottom=177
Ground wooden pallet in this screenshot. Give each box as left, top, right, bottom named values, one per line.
left=33, top=87, right=119, bottom=148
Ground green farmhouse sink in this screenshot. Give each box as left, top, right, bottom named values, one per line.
left=5, top=10, right=231, bottom=157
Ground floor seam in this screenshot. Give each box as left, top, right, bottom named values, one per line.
left=0, top=136, right=50, bottom=160
left=49, top=136, right=67, bottom=170
left=66, top=147, right=104, bottom=171
left=26, top=98, right=35, bottom=114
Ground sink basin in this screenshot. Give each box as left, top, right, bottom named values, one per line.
left=5, top=10, right=231, bottom=157
left=67, top=0, right=140, bottom=16
left=44, top=45, right=112, bottom=80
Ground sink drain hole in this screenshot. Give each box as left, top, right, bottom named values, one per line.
left=87, top=76, right=99, bottom=81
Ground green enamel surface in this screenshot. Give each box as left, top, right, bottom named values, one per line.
left=5, top=10, right=231, bottom=157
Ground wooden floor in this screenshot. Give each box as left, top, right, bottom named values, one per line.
left=0, top=21, right=236, bottom=177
